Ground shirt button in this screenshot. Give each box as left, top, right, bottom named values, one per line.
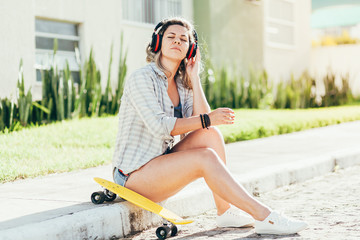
left=171, top=106, right=174, bottom=109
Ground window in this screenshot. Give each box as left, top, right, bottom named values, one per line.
left=265, top=0, right=295, bottom=49
left=122, top=0, right=182, bottom=25
left=35, top=19, right=81, bottom=83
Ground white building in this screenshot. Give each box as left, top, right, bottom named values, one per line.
left=310, top=0, right=360, bottom=95
left=194, top=0, right=311, bottom=84
left=0, top=0, right=193, bottom=100
left=0, top=0, right=312, bottom=100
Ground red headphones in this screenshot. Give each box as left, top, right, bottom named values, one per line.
left=150, top=20, right=198, bottom=59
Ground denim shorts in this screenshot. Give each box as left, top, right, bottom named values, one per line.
left=163, top=146, right=172, bottom=155
left=114, top=147, right=171, bottom=186
left=113, top=168, right=130, bottom=187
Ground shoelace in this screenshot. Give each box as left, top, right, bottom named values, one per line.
left=218, top=208, right=239, bottom=219
left=272, top=211, right=292, bottom=227
left=228, top=210, right=238, bottom=217
left=226, top=208, right=246, bottom=217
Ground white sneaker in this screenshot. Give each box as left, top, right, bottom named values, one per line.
left=216, top=205, right=255, bottom=228
left=255, top=210, right=308, bottom=235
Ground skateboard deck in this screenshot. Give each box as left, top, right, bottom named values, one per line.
left=94, top=177, right=193, bottom=225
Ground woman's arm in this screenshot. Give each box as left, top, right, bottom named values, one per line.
left=191, top=76, right=211, bottom=115
left=186, top=48, right=211, bottom=115
left=170, top=48, right=235, bottom=136
left=170, top=115, right=203, bottom=136
left=171, top=108, right=235, bottom=136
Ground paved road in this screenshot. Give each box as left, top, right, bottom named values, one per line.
left=126, top=165, right=360, bottom=239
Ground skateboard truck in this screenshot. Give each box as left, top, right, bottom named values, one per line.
left=156, top=222, right=178, bottom=239
left=91, top=188, right=117, bottom=204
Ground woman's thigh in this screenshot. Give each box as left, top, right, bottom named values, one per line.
left=125, top=147, right=219, bottom=203
left=170, top=126, right=225, bottom=157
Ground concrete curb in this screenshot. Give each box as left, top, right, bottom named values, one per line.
left=2, top=147, right=359, bottom=240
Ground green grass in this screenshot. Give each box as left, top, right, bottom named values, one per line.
left=219, top=106, right=360, bottom=143
left=0, top=117, right=116, bottom=183
left=1, top=105, right=360, bottom=183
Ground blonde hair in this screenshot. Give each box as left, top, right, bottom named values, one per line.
left=146, top=17, right=196, bottom=90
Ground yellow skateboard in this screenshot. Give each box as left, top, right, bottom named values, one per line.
left=91, top=177, right=193, bottom=239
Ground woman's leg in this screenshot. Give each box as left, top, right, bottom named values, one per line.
left=169, top=127, right=231, bottom=215
left=125, top=147, right=271, bottom=221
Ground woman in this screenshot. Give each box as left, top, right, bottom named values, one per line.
left=112, top=17, right=307, bottom=235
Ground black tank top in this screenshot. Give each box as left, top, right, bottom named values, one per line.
left=174, top=100, right=183, bottom=118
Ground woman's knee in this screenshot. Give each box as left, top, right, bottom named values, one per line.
left=201, top=126, right=224, bottom=141
left=194, top=148, right=223, bottom=176
left=204, top=126, right=220, bottom=135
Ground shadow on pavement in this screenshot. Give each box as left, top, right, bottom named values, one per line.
left=174, top=227, right=300, bottom=239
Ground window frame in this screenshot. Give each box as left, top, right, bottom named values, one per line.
left=121, top=0, right=182, bottom=26
left=34, top=18, right=81, bottom=84
left=264, top=0, right=296, bottom=50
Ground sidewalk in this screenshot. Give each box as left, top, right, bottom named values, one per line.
left=1, top=121, right=360, bottom=240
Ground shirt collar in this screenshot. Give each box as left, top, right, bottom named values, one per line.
left=149, top=62, right=186, bottom=89
left=149, top=62, right=167, bottom=79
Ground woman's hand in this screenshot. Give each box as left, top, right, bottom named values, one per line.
left=208, top=108, right=235, bottom=126
left=186, top=48, right=201, bottom=84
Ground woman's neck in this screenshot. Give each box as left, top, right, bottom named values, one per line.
left=160, top=56, right=181, bottom=82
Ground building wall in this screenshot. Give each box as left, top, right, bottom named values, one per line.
left=264, top=0, right=312, bottom=83
left=310, top=44, right=360, bottom=95
left=1, top=0, right=124, bottom=100
left=194, top=0, right=264, bottom=77
left=35, top=0, right=123, bottom=99
left=0, top=0, right=35, bottom=99
left=0, top=0, right=194, bottom=100
left=1, top=0, right=312, bottom=102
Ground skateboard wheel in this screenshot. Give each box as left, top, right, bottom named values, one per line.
left=91, top=191, right=106, bottom=204
left=104, top=189, right=117, bottom=202
left=170, top=225, right=178, bottom=236
left=156, top=226, right=170, bottom=239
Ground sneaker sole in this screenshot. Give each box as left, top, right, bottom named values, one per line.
left=217, top=222, right=255, bottom=228
left=255, top=225, right=307, bottom=235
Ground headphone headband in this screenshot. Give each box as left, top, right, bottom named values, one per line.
left=153, top=19, right=196, bottom=40
left=154, top=21, right=165, bottom=33
left=192, top=29, right=198, bottom=43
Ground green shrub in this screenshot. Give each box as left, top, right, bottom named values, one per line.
left=201, top=57, right=356, bottom=110
left=0, top=32, right=127, bottom=133
left=0, top=32, right=358, bottom=134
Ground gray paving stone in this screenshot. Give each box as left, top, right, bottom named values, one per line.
left=129, top=166, right=360, bottom=240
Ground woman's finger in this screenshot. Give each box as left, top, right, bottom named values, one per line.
left=186, top=59, right=194, bottom=69
left=222, top=109, right=234, bottom=114
left=196, top=48, right=201, bottom=62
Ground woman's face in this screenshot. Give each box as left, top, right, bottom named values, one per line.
left=161, top=24, right=190, bottom=62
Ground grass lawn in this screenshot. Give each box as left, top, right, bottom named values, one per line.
left=1, top=105, right=360, bottom=183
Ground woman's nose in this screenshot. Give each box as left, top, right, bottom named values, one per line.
left=173, top=38, right=181, bottom=44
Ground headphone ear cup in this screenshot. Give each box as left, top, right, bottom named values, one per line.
left=186, top=43, right=197, bottom=59
left=151, top=34, right=163, bottom=53
left=157, top=35, right=162, bottom=53
left=150, top=34, right=157, bottom=52
left=192, top=43, right=198, bottom=58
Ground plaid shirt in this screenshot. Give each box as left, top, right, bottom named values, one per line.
left=112, top=62, right=194, bottom=174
